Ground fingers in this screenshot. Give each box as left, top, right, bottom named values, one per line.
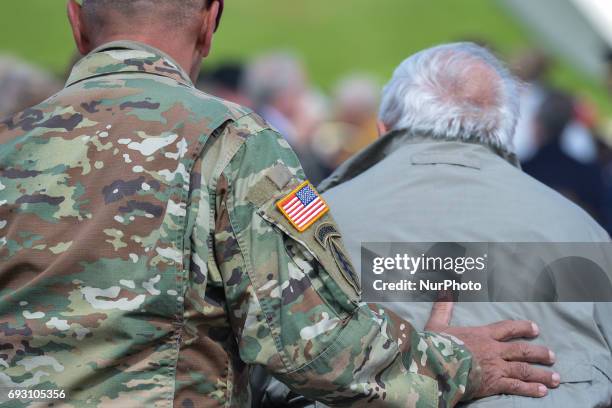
left=504, top=362, right=560, bottom=388
left=424, top=301, right=454, bottom=331
left=487, top=320, right=539, bottom=341
left=500, top=342, right=556, bottom=365
left=492, top=360, right=560, bottom=398
left=497, top=378, right=549, bottom=398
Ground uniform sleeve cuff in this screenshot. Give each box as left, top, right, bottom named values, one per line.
left=462, top=357, right=482, bottom=401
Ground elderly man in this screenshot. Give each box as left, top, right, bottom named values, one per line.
left=321, top=43, right=612, bottom=407
left=0, top=3, right=560, bottom=407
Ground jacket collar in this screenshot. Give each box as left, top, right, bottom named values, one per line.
left=319, top=129, right=521, bottom=192
left=65, top=40, right=193, bottom=88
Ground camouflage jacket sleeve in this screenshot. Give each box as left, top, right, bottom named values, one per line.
left=211, top=123, right=478, bottom=407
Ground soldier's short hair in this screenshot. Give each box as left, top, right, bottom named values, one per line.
left=82, top=0, right=211, bottom=27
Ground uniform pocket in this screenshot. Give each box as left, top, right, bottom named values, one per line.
left=518, top=357, right=612, bottom=408
left=554, top=359, right=594, bottom=383
left=460, top=359, right=607, bottom=408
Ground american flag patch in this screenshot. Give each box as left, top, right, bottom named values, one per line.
left=277, top=181, right=329, bottom=232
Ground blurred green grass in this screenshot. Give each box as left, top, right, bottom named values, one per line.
left=1, top=0, right=610, bottom=112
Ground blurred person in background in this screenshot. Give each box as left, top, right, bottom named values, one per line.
left=242, top=52, right=328, bottom=183
left=597, top=131, right=612, bottom=235
left=511, top=49, right=552, bottom=162
left=605, top=164, right=612, bottom=234
left=242, top=52, right=305, bottom=142
left=600, top=50, right=612, bottom=235
left=197, top=61, right=252, bottom=107
left=0, top=56, right=61, bottom=120
left=311, top=74, right=380, bottom=169
left=599, top=122, right=612, bottom=235
left=605, top=49, right=612, bottom=96
left=511, top=49, right=598, bottom=165
left=523, top=91, right=606, bottom=224
left=319, top=42, right=612, bottom=408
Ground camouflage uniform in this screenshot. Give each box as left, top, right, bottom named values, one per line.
left=0, top=41, right=478, bottom=407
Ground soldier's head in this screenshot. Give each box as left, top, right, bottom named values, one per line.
left=378, top=43, right=521, bottom=154
left=67, top=0, right=223, bottom=80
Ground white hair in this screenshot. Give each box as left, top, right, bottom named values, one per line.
left=379, top=42, right=521, bottom=152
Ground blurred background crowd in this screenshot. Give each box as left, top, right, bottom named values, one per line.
left=1, top=0, right=611, bottom=235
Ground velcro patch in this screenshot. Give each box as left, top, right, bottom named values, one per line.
left=266, top=164, right=293, bottom=190
left=246, top=165, right=295, bottom=207
left=276, top=181, right=329, bottom=232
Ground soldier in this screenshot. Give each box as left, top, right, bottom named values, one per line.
left=0, top=1, right=557, bottom=407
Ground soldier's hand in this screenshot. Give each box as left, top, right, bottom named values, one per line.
left=425, top=301, right=560, bottom=400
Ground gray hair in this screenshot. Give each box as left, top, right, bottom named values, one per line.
left=242, top=52, right=306, bottom=108
left=333, top=74, right=380, bottom=114
left=379, top=43, right=521, bottom=152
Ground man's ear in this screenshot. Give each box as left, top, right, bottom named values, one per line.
left=376, top=120, right=389, bottom=137
left=196, top=1, right=220, bottom=59
left=67, top=0, right=92, bottom=55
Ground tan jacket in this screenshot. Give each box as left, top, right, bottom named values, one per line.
left=321, top=130, right=612, bottom=408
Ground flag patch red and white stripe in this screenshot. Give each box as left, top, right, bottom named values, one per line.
left=277, top=181, right=329, bottom=232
